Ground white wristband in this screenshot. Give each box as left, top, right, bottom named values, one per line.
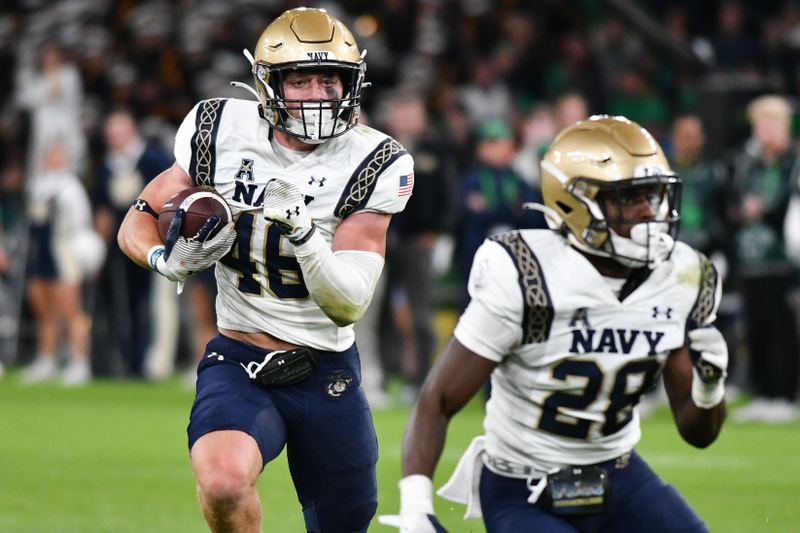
left=691, top=368, right=725, bottom=409
left=399, top=475, right=435, bottom=515
left=147, top=245, right=166, bottom=272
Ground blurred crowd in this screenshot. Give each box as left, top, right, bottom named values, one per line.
left=1, top=0, right=799, bottom=422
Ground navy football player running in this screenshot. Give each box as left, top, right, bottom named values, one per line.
left=118, top=8, right=413, bottom=533
left=388, top=116, right=726, bottom=533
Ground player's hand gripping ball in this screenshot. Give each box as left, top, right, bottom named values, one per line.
left=148, top=186, right=236, bottom=285
left=158, top=186, right=231, bottom=241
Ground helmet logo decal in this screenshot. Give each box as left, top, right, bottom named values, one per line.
left=306, top=51, right=336, bottom=61
left=634, top=164, right=668, bottom=177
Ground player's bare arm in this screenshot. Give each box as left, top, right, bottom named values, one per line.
left=663, top=344, right=727, bottom=448
left=403, top=337, right=497, bottom=478
left=117, top=162, right=192, bottom=267
left=332, top=211, right=391, bottom=255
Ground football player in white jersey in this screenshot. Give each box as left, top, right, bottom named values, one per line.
left=390, top=116, right=727, bottom=533
left=118, top=8, right=413, bottom=533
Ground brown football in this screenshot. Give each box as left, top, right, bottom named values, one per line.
left=158, top=186, right=232, bottom=241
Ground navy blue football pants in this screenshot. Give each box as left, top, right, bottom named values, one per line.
left=480, top=451, right=708, bottom=532
left=188, top=334, right=378, bottom=533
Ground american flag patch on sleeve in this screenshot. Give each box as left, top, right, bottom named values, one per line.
left=398, top=173, right=414, bottom=196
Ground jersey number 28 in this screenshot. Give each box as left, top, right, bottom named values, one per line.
left=538, top=358, right=661, bottom=439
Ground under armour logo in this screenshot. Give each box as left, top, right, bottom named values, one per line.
left=285, top=206, right=300, bottom=219
left=134, top=199, right=147, bottom=211
left=652, top=306, right=672, bottom=319
left=308, top=176, right=326, bottom=187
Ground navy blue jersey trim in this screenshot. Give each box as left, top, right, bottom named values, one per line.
left=334, top=137, right=407, bottom=218
left=489, top=231, right=554, bottom=343
left=189, top=99, right=228, bottom=187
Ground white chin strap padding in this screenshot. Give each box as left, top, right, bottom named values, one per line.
left=284, top=105, right=346, bottom=143
left=610, top=222, right=674, bottom=268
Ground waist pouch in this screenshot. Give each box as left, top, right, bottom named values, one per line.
left=241, top=347, right=320, bottom=387
left=543, top=465, right=609, bottom=516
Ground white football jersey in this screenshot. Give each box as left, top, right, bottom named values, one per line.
left=174, top=98, right=414, bottom=351
left=454, top=230, right=721, bottom=471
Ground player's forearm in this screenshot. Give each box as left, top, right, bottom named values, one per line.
left=118, top=209, right=163, bottom=269
left=401, top=389, right=451, bottom=478
left=671, top=398, right=726, bottom=448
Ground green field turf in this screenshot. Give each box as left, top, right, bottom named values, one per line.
left=0, top=375, right=797, bottom=533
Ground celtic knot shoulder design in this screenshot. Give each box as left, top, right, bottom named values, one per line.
left=190, top=99, right=228, bottom=187
left=334, top=138, right=407, bottom=218
left=490, top=231, right=554, bottom=344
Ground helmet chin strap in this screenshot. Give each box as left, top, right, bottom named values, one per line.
left=607, top=222, right=674, bottom=268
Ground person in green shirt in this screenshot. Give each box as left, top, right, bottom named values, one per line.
left=669, top=114, right=727, bottom=256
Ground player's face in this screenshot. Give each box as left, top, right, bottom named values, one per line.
left=597, top=184, right=662, bottom=237
left=282, top=70, right=344, bottom=118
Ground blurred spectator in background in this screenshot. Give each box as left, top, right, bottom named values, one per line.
left=670, top=114, right=728, bottom=256
left=546, top=30, right=605, bottom=112
left=0, top=136, right=24, bottom=374
left=712, top=1, right=760, bottom=74
left=381, top=92, right=457, bottom=404
left=608, top=69, right=670, bottom=140
left=22, top=140, right=103, bottom=386
left=459, top=119, right=546, bottom=307
left=729, top=95, right=799, bottom=423
left=512, top=103, right=557, bottom=187
left=668, top=113, right=740, bottom=393
left=459, top=55, right=514, bottom=128
left=633, top=113, right=739, bottom=416
left=513, top=93, right=589, bottom=186
left=15, top=41, right=85, bottom=179
left=93, top=110, right=173, bottom=378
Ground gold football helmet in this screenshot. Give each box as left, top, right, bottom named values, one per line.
left=539, top=115, right=681, bottom=268
left=251, top=8, right=366, bottom=143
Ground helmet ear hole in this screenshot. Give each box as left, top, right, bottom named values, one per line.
left=556, top=201, right=573, bottom=214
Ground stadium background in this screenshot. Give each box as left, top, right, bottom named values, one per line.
left=1, top=0, right=799, bottom=531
